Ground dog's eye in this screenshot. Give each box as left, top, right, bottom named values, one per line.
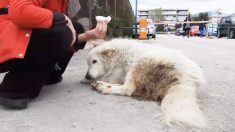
left=92, top=60, right=97, bottom=64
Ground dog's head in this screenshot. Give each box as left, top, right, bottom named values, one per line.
left=85, top=45, right=116, bottom=80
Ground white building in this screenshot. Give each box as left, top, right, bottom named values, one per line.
left=164, top=9, right=189, bottom=22
left=138, top=9, right=189, bottom=22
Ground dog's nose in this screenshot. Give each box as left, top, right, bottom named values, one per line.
left=85, top=73, right=92, bottom=80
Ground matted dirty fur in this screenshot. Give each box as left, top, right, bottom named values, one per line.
left=132, top=58, right=181, bottom=102
left=85, top=39, right=207, bottom=128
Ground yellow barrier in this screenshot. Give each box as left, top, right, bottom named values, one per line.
left=139, top=18, right=148, bottom=39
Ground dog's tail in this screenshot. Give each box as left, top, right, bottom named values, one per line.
left=160, top=83, right=207, bottom=128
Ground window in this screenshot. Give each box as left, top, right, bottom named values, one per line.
left=226, top=17, right=231, bottom=22
left=231, top=16, right=235, bottom=22
left=221, top=17, right=226, bottom=23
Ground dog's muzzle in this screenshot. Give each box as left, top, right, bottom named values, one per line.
left=85, top=73, right=92, bottom=80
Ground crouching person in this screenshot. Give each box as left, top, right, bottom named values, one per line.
left=0, top=0, right=107, bottom=109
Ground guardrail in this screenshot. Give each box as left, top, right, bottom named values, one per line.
left=154, top=21, right=213, bottom=25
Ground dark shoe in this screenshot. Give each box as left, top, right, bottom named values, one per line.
left=45, top=76, right=63, bottom=85
left=0, top=93, right=28, bottom=109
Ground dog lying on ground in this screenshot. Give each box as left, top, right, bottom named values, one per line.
left=84, top=39, right=207, bottom=127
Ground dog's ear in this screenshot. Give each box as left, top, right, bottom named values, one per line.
left=100, top=48, right=115, bottom=58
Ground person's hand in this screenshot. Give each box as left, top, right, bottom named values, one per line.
left=64, top=15, right=76, bottom=46
left=77, top=21, right=108, bottom=42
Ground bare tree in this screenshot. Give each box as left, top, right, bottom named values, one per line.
left=149, top=8, right=164, bottom=23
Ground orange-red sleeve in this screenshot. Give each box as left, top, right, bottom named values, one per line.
left=8, top=0, right=53, bottom=29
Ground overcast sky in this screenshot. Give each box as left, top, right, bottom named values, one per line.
left=129, top=0, right=235, bottom=15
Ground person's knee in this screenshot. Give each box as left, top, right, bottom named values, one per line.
left=51, top=24, right=73, bottom=50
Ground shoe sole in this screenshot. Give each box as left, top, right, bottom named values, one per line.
left=0, top=97, right=27, bottom=109
left=45, top=76, right=63, bottom=85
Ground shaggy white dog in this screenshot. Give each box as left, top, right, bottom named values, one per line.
left=85, top=39, right=207, bottom=128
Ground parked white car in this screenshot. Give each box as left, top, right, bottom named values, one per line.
left=206, top=23, right=218, bottom=37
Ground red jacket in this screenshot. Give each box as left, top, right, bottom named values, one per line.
left=0, top=0, right=67, bottom=63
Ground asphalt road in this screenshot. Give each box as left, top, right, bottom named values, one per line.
left=0, top=35, right=234, bottom=132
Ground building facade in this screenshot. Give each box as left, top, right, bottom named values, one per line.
left=138, top=9, right=189, bottom=23
left=137, top=9, right=189, bottom=30
left=162, top=9, right=189, bottom=22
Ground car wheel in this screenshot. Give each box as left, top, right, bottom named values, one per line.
left=228, top=29, right=235, bottom=39
left=152, top=34, right=156, bottom=38
left=132, top=34, right=138, bottom=38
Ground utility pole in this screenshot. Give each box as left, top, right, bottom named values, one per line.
left=89, top=0, right=92, bottom=29
left=114, top=0, right=117, bottom=29
left=135, top=0, right=138, bottom=38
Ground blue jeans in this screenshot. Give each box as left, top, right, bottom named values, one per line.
left=200, top=30, right=204, bottom=37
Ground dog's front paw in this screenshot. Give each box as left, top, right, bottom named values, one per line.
left=91, top=81, right=112, bottom=94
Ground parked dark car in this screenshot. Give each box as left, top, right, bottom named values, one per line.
left=217, top=14, right=235, bottom=39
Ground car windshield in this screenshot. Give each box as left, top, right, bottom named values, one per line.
left=147, top=19, right=154, bottom=25
left=147, top=19, right=153, bottom=23
left=147, top=22, right=153, bottom=25
left=231, top=16, right=235, bottom=22
left=213, top=24, right=218, bottom=27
